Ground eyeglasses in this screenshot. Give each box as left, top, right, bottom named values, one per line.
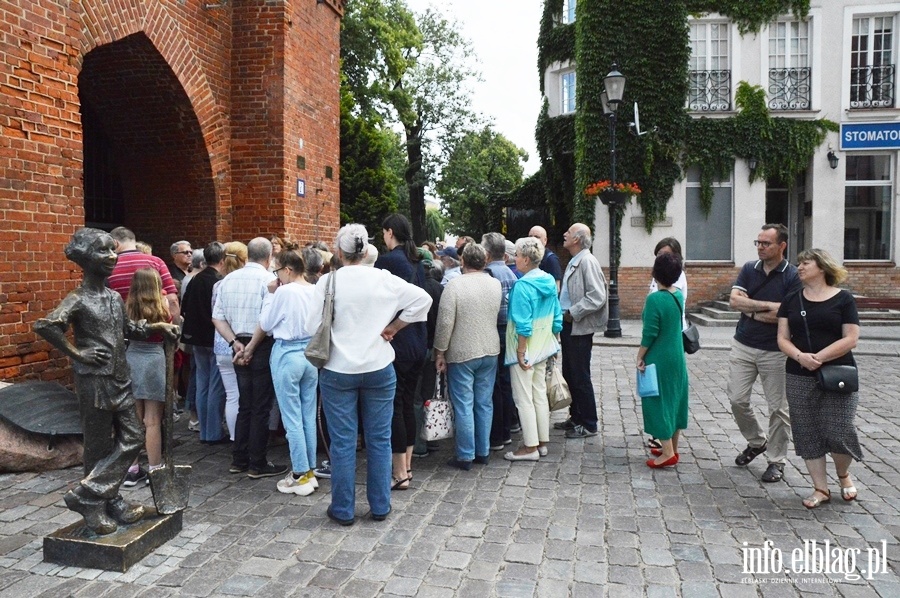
left=176, top=250, right=192, bottom=255
left=274, top=266, right=287, bottom=274
left=753, top=240, right=776, bottom=248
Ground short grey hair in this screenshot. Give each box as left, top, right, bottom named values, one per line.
left=170, top=240, right=191, bottom=255
left=572, top=226, right=592, bottom=250
left=203, top=242, right=225, bottom=266
left=109, top=227, right=135, bottom=243
left=190, top=248, right=206, bottom=269
left=481, top=232, right=506, bottom=261
left=247, top=237, right=273, bottom=263
left=461, top=243, right=487, bottom=271
left=515, top=236, right=544, bottom=266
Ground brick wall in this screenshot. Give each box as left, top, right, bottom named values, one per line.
left=611, top=264, right=740, bottom=318
left=0, top=0, right=342, bottom=382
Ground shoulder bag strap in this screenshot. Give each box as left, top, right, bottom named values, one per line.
left=668, top=291, right=683, bottom=317
left=325, top=268, right=336, bottom=322
left=797, top=291, right=813, bottom=351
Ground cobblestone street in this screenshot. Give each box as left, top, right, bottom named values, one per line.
left=1, top=341, right=899, bottom=597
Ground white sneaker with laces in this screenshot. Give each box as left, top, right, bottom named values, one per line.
left=188, top=420, right=200, bottom=432
left=276, top=472, right=315, bottom=496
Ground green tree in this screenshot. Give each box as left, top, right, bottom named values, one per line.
left=425, top=206, right=445, bottom=243
left=341, top=0, right=479, bottom=243
left=436, top=126, right=527, bottom=237
left=339, top=84, right=401, bottom=236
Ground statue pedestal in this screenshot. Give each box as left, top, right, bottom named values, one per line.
left=44, top=508, right=182, bottom=572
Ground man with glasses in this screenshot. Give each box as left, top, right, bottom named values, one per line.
left=169, top=240, right=193, bottom=282
left=727, top=223, right=801, bottom=483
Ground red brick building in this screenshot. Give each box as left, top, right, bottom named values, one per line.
left=0, top=0, right=344, bottom=381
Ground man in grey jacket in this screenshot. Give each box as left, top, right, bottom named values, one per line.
left=555, top=223, right=608, bottom=438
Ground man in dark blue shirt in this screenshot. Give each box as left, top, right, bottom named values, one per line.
left=727, top=224, right=801, bottom=483
left=529, top=225, right=562, bottom=292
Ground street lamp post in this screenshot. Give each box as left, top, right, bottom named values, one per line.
left=600, top=64, right=626, bottom=338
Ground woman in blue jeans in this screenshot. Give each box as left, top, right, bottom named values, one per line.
left=257, top=249, right=319, bottom=496
left=434, top=243, right=502, bottom=469
left=304, top=224, right=432, bottom=525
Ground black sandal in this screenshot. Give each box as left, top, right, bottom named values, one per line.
left=391, top=476, right=410, bottom=491
left=648, top=437, right=662, bottom=449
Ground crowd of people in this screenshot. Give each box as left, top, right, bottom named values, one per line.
left=102, top=217, right=862, bottom=522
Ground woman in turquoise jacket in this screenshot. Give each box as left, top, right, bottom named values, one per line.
left=504, top=236, right=563, bottom=462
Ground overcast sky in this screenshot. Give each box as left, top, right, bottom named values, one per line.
left=404, top=0, right=544, bottom=175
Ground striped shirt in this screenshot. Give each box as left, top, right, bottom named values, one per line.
left=108, top=250, right=177, bottom=301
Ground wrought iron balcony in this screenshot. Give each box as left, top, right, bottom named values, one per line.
left=850, top=64, right=895, bottom=109
left=767, top=67, right=811, bottom=110
left=688, top=70, right=732, bottom=111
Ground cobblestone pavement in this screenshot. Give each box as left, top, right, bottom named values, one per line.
left=1, top=344, right=899, bottom=597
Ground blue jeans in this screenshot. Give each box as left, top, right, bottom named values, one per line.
left=193, top=346, right=226, bottom=442
left=270, top=339, right=318, bottom=474
left=447, top=355, right=497, bottom=461
left=320, top=365, right=395, bottom=520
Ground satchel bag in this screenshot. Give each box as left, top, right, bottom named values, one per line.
left=797, top=293, right=858, bottom=394
left=422, top=372, right=455, bottom=441
left=545, top=355, right=572, bottom=411
left=668, top=292, right=700, bottom=354
left=304, top=269, right=336, bottom=369
left=636, top=363, right=660, bottom=398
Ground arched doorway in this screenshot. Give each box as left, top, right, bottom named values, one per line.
left=78, top=32, right=217, bottom=252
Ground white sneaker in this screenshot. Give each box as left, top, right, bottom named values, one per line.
left=188, top=420, right=200, bottom=432
left=308, top=474, right=319, bottom=489
left=276, top=473, right=315, bottom=496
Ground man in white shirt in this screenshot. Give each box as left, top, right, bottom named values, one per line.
left=212, top=238, right=287, bottom=479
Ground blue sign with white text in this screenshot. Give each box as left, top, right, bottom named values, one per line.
left=841, top=122, right=900, bottom=150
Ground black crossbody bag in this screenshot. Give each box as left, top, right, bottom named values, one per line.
left=668, top=292, right=700, bottom=354
left=796, top=293, right=858, bottom=394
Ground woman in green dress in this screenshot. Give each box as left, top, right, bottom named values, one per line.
left=636, top=252, right=690, bottom=468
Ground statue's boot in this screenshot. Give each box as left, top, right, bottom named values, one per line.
left=107, top=495, right=144, bottom=524
left=64, top=488, right=117, bottom=535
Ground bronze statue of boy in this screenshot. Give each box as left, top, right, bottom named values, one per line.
left=35, top=228, right=178, bottom=535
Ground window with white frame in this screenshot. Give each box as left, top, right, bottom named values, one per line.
left=685, top=166, right=733, bottom=261
left=688, top=21, right=731, bottom=111
left=561, top=71, right=576, bottom=114
left=844, top=155, right=892, bottom=260
left=768, top=20, right=810, bottom=109
left=562, top=0, right=576, bottom=25
left=850, top=15, right=896, bottom=108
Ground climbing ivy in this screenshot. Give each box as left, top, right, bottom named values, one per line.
left=684, top=82, right=837, bottom=212
left=531, top=0, right=827, bottom=239
left=537, top=0, right=575, bottom=94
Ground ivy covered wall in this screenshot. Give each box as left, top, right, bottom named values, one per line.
left=529, top=0, right=833, bottom=237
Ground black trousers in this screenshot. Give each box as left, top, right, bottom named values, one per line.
left=561, top=321, right=597, bottom=432
left=391, top=357, right=425, bottom=453
left=233, top=336, right=276, bottom=470
left=490, top=325, right=516, bottom=444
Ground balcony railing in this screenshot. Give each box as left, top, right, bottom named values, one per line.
left=767, top=67, right=811, bottom=110
left=850, top=64, right=896, bottom=109
left=688, top=70, right=731, bottom=112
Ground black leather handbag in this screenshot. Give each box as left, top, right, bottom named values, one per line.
left=669, top=293, right=700, bottom=354
left=797, top=293, right=858, bottom=394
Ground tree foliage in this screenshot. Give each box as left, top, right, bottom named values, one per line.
left=425, top=207, right=445, bottom=243
left=341, top=1, right=480, bottom=244
left=436, top=126, right=528, bottom=237
left=339, top=84, right=401, bottom=236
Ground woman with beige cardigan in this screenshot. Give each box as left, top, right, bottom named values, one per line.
left=434, top=243, right=502, bottom=470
